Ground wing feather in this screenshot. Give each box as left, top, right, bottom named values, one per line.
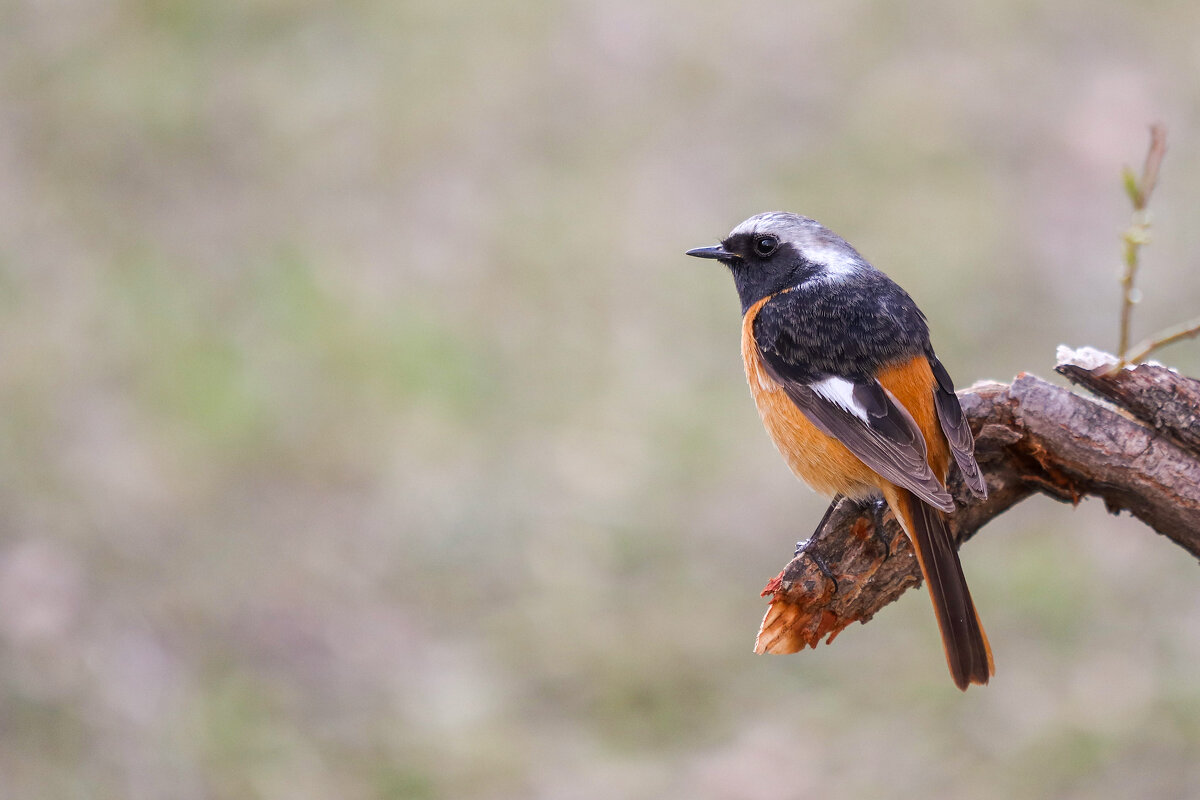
left=758, top=353, right=955, bottom=513
left=929, top=356, right=987, bottom=498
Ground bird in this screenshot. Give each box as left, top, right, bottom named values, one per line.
left=687, top=211, right=993, bottom=690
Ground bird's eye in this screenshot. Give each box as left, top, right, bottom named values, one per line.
left=753, top=235, right=779, bottom=257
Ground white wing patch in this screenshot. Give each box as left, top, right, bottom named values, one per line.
left=811, top=376, right=869, bottom=422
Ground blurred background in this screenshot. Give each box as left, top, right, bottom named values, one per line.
left=2, top=0, right=1200, bottom=797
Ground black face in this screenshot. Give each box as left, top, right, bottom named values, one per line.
left=716, top=232, right=819, bottom=313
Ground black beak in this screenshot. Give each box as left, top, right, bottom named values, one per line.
left=686, top=244, right=734, bottom=260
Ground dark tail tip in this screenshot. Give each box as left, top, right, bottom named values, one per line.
left=949, top=613, right=994, bottom=690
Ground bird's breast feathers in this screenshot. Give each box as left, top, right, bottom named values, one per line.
left=740, top=296, right=881, bottom=497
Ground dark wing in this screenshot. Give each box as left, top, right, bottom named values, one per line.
left=928, top=356, right=987, bottom=498
left=757, top=350, right=955, bottom=513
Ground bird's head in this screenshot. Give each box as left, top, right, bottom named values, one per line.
left=687, top=212, right=869, bottom=312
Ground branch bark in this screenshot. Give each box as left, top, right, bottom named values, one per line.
left=755, top=355, right=1200, bottom=655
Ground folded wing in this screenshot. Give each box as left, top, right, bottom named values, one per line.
left=928, top=355, right=987, bottom=498
left=757, top=353, right=955, bottom=513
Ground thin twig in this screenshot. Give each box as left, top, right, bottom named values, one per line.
left=1123, top=314, right=1200, bottom=365
left=1116, top=124, right=1167, bottom=366
left=1139, top=126, right=1166, bottom=205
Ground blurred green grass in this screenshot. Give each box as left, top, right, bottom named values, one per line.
left=2, top=0, right=1200, bottom=798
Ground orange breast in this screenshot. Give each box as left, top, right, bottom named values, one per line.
left=740, top=296, right=949, bottom=498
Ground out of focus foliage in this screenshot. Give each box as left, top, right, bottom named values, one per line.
left=2, top=1, right=1200, bottom=798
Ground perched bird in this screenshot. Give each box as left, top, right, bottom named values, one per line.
left=688, top=212, right=993, bottom=690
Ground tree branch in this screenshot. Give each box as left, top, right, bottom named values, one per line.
left=755, top=353, right=1200, bottom=655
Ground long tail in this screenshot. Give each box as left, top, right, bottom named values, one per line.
left=885, top=486, right=994, bottom=690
